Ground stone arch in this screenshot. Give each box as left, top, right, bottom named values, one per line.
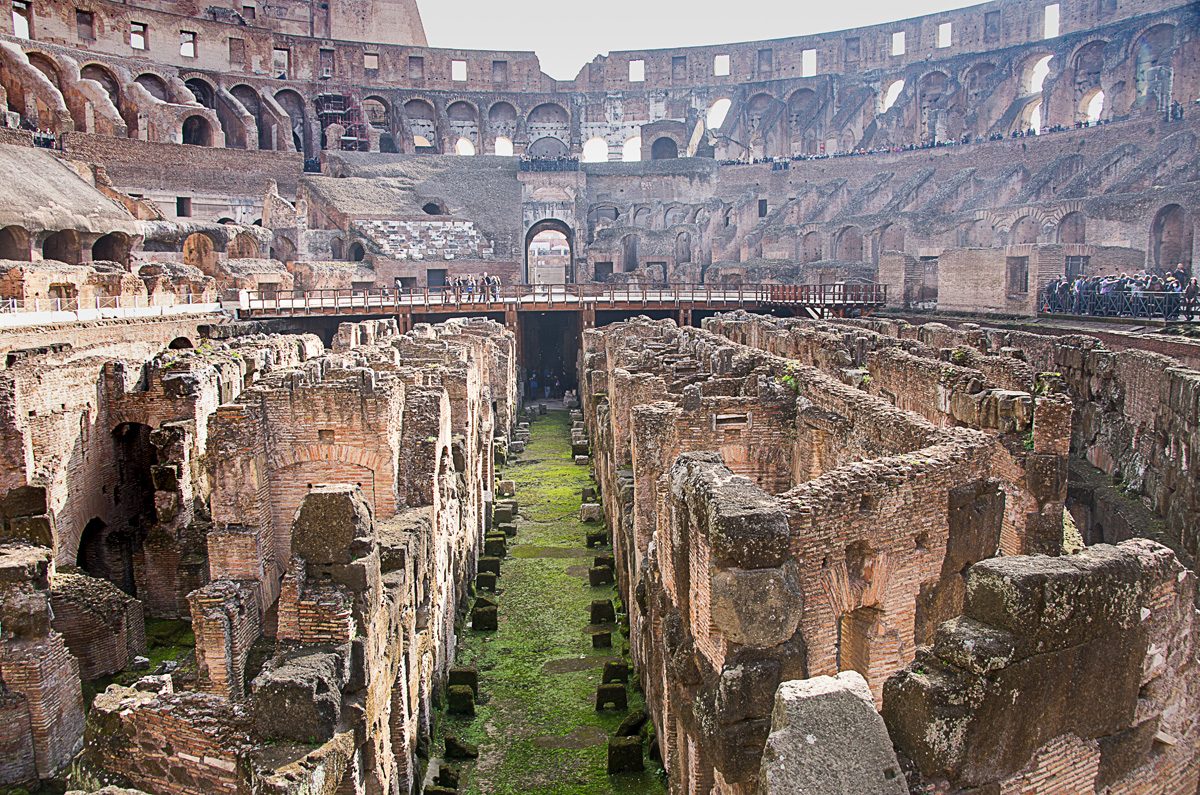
left=1022, top=53, right=1055, bottom=96
left=182, top=114, right=212, bottom=146
left=527, top=103, right=569, bottom=149
left=42, top=230, right=80, bottom=264
left=135, top=72, right=170, bottom=101
left=651, top=137, right=678, bottom=160
left=1009, top=215, right=1039, bottom=245
left=487, top=100, right=518, bottom=145
left=745, top=92, right=781, bottom=157
left=1070, top=40, right=1107, bottom=106
left=1151, top=204, right=1192, bottom=269
left=916, top=70, right=954, bottom=142
left=801, top=231, right=822, bottom=263
left=168, top=336, right=194, bottom=349
left=633, top=207, right=651, bottom=227
left=403, top=98, right=438, bottom=151
left=525, top=218, right=574, bottom=283
left=963, top=62, right=996, bottom=106
left=92, top=231, right=131, bottom=266
left=621, top=234, right=639, bottom=273
left=228, top=231, right=260, bottom=258
left=349, top=242, right=366, bottom=262
left=361, top=95, right=390, bottom=129
left=184, top=76, right=217, bottom=109
left=707, top=97, right=732, bottom=130
left=275, top=89, right=312, bottom=156
left=834, top=226, right=863, bottom=261
left=80, top=63, right=120, bottom=106
left=230, top=84, right=271, bottom=149
left=876, top=224, right=905, bottom=264
left=0, top=225, right=31, bottom=261
left=675, top=231, right=692, bottom=263
left=446, top=100, right=479, bottom=150
left=182, top=232, right=218, bottom=274
left=1132, top=24, right=1175, bottom=106
left=1057, top=211, right=1086, bottom=245
left=582, top=136, right=608, bottom=162
left=527, top=136, right=568, bottom=158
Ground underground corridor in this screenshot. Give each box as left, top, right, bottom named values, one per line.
left=430, top=407, right=665, bottom=794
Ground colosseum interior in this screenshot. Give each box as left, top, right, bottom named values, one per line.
left=0, top=0, right=1197, bottom=791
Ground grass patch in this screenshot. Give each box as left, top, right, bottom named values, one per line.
left=434, top=410, right=665, bottom=794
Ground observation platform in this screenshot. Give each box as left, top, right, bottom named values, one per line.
left=234, top=283, right=887, bottom=326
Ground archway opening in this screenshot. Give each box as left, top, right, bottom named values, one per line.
left=525, top=220, right=573, bottom=284
left=1083, top=90, right=1105, bottom=123
left=182, top=232, right=218, bottom=275
left=1152, top=204, right=1192, bottom=271
left=527, top=226, right=571, bottom=285
left=582, top=136, right=608, bottom=163
left=527, top=136, right=568, bottom=158
left=650, top=137, right=678, bottom=160
left=42, top=230, right=80, bottom=264
left=182, top=115, right=212, bottom=146
left=349, top=242, right=366, bottom=262
left=0, top=225, right=31, bottom=261
left=622, top=137, right=641, bottom=162
left=92, top=232, right=131, bottom=266
left=454, top=137, right=476, bottom=156
left=168, top=336, right=194, bottom=349
left=494, top=136, right=514, bottom=156
left=1026, top=55, right=1054, bottom=95
left=706, top=98, right=732, bottom=130
left=881, top=80, right=905, bottom=112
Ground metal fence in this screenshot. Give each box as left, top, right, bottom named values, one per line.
left=1044, top=291, right=1198, bottom=321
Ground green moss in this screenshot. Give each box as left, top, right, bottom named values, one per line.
left=434, top=410, right=665, bottom=794
left=82, top=618, right=194, bottom=709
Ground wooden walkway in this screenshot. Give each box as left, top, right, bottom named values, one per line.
left=235, top=283, right=887, bottom=324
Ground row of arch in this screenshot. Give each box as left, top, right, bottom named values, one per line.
left=0, top=226, right=132, bottom=266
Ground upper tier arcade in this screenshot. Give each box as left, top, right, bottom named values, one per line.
left=1, top=0, right=1195, bottom=163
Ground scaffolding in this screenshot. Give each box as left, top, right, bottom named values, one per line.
left=315, top=92, right=369, bottom=151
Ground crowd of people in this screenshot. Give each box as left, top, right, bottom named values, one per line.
left=435, top=273, right=503, bottom=301
left=718, top=117, right=1127, bottom=167
left=527, top=370, right=565, bottom=399
left=1044, top=266, right=1198, bottom=320
left=519, top=154, right=580, bottom=172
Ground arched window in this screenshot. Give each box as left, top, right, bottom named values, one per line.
left=349, top=242, right=365, bottom=262
left=527, top=137, right=568, bottom=158
left=881, top=80, right=905, bottom=112
left=582, top=136, right=608, bottom=162
left=706, top=98, right=731, bottom=130
left=455, top=137, right=476, bottom=156
left=1027, top=55, right=1054, bottom=95
left=622, top=137, right=641, bottom=162
left=1151, top=204, right=1192, bottom=269
left=1083, top=90, right=1105, bottom=123
left=835, top=226, right=863, bottom=261
left=494, top=136, right=514, bottom=156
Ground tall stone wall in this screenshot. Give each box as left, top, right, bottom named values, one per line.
left=581, top=317, right=1021, bottom=792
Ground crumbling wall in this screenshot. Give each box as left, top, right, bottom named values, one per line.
left=582, top=316, right=1002, bottom=792
left=884, top=539, right=1200, bottom=794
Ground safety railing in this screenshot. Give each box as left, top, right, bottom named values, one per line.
left=1043, top=291, right=1199, bottom=321
left=0, top=293, right=216, bottom=313
left=238, top=282, right=887, bottom=316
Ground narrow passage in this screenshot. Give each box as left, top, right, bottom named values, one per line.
left=434, top=408, right=665, bottom=794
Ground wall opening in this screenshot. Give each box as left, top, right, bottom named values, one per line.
left=651, top=137, right=678, bottom=160
left=42, top=230, right=81, bottom=264
left=0, top=225, right=31, bottom=261
left=582, top=136, right=608, bottom=162
left=526, top=221, right=572, bottom=284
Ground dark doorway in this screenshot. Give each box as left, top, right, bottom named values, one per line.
left=521, top=312, right=580, bottom=400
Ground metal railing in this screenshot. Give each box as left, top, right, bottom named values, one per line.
left=0, top=293, right=216, bottom=314
left=1043, top=291, right=1199, bottom=321
left=238, top=282, right=887, bottom=316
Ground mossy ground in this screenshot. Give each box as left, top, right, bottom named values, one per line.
left=433, top=409, right=665, bottom=795
left=81, top=618, right=195, bottom=708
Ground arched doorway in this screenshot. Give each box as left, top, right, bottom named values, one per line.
left=182, top=114, right=212, bottom=146
left=1151, top=204, right=1192, bottom=270
left=0, top=225, right=31, bottom=260
left=92, top=232, right=131, bottom=266
left=42, top=230, right=80, bottom=264
left=525, top=220, right=573, bottom=284
left=651, top=137, right=679, bottom=160
left=168, top=336, right=194, bottom=349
